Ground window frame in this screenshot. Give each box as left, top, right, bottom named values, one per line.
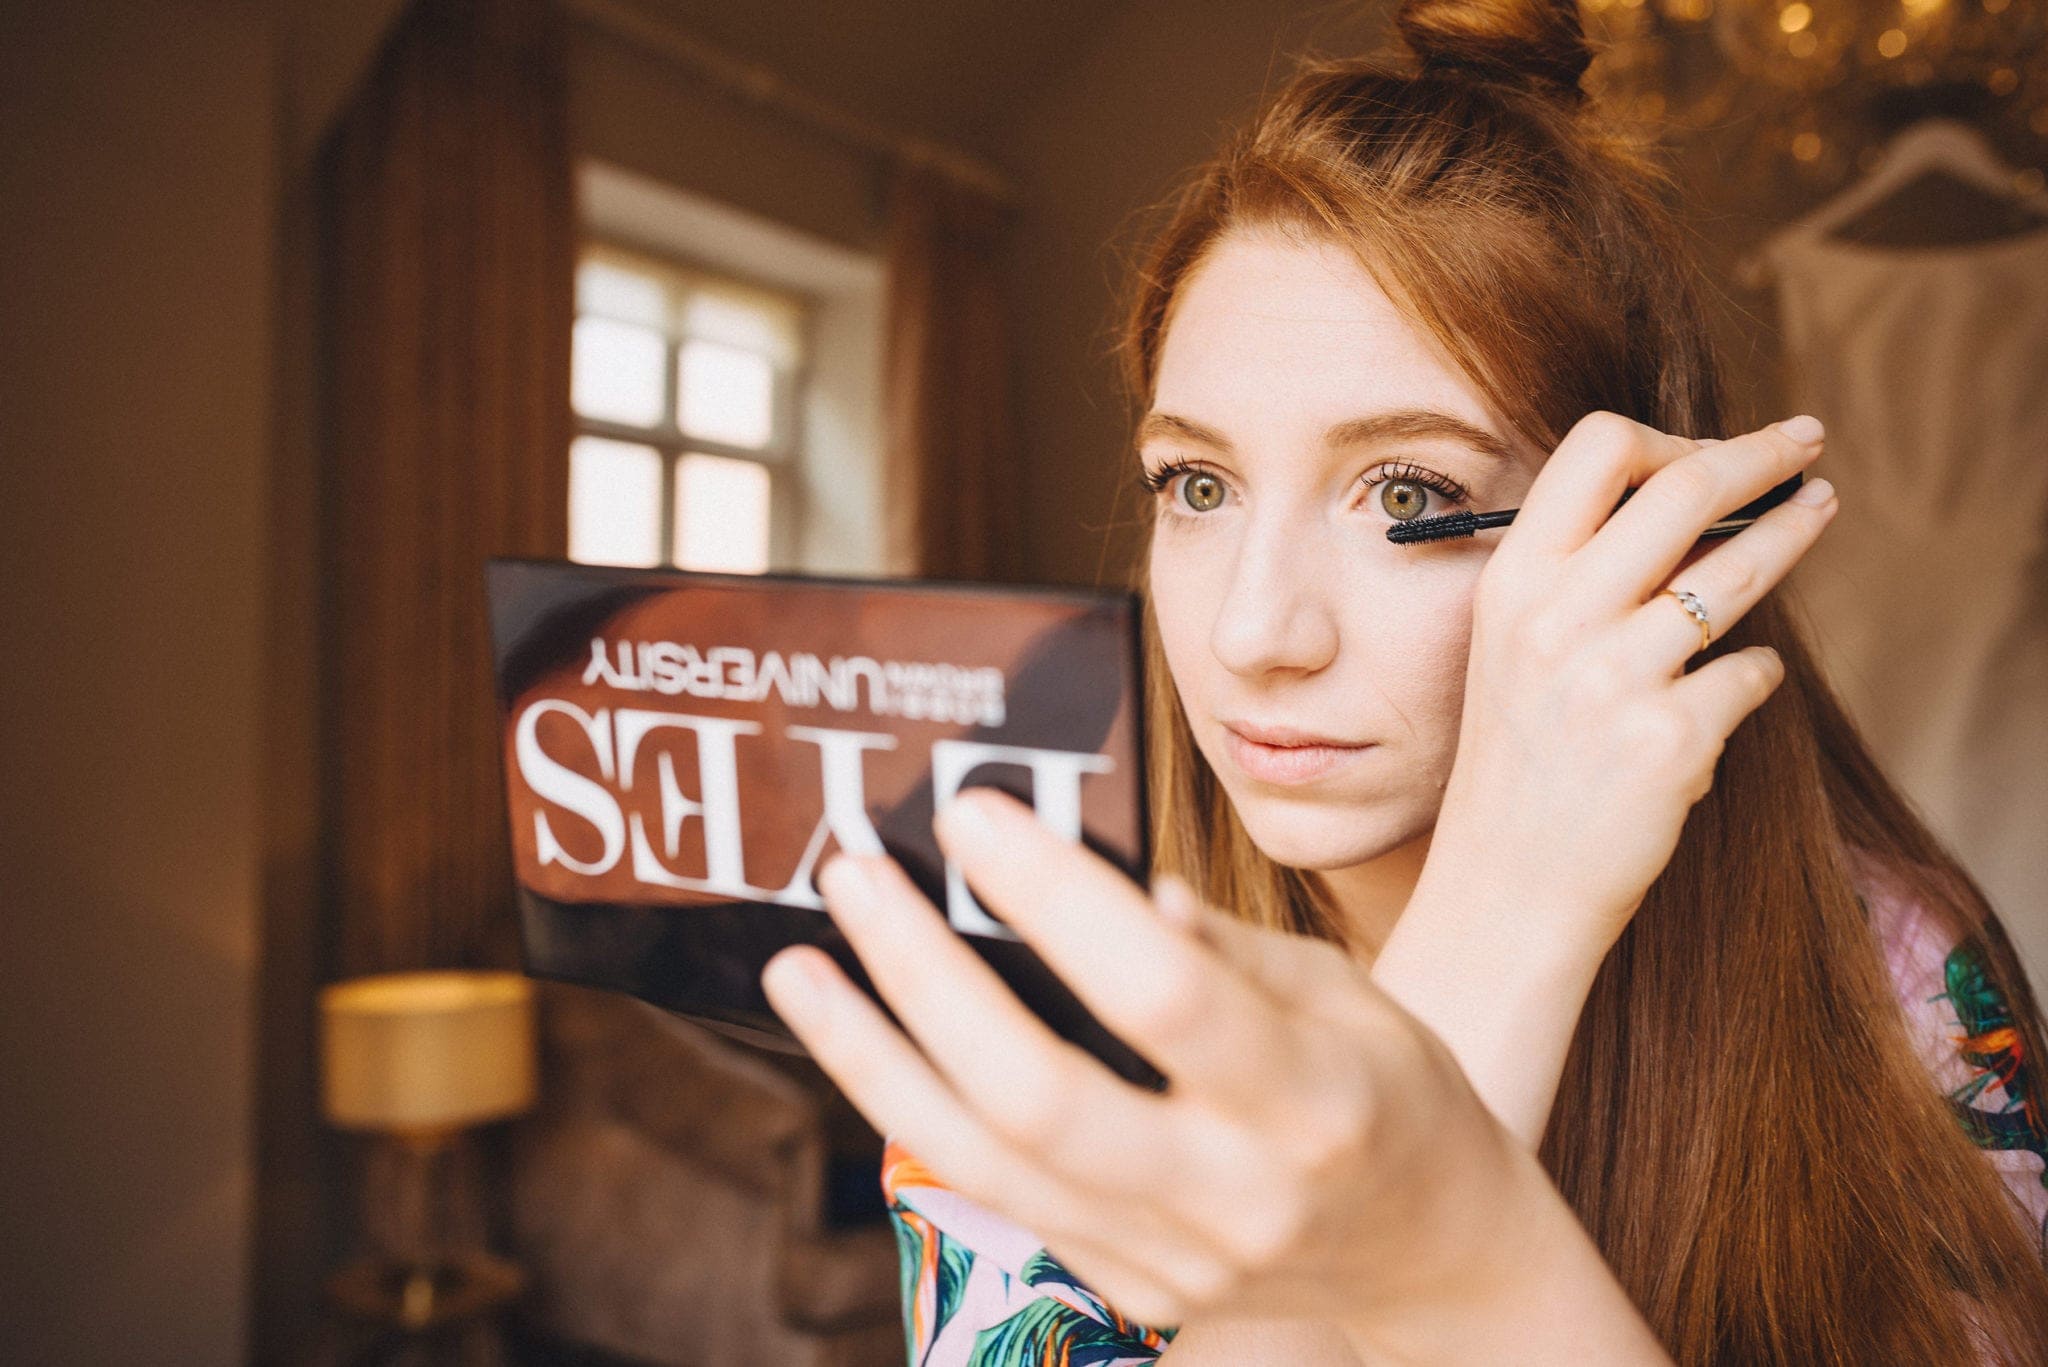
left=570, top=237, right=812, bottom=572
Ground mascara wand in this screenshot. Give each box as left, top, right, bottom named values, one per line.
left=1385, top=509, right=1518, bottom=544
left=1384, top=473, right=1804, bottom=546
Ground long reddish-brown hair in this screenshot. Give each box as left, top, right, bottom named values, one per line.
left=1116, top=1, right=2048, bottom=1360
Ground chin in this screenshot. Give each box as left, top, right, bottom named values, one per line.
left=1224, top=784, right=1431, bottom=871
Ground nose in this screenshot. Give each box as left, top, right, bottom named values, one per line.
left=1207, top=517, right=1340, bottom=679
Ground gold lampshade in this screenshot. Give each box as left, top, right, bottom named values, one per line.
left=320, top=970, right=537, bottom=1136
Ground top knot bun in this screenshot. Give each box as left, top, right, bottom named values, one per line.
left=1394, top=0, right=1594, bottom=107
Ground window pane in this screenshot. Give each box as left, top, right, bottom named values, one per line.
left=573, top=317, right=666, bottom=427
left=577, top=258, right=667, bottom=329
left=674, top=453, right=770, bottom=574
left=569, top=436, right=663, bottom=567
left=681, top=285, right=803, bottom=368
left=677, top=339, right=775, bottom=449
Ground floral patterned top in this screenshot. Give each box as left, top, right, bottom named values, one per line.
left=884, top=1143, right=1178, bottom=1366
left=1851, top=845, right=2048, bottom=1259
left=883, top=850, right=2048, bottom=1366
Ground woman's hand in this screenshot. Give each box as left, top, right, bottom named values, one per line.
left=1374, top=411, right=1838, bottom=1146
left=1433, top=410, right=1834, bottom=946
left=760, top=789, right=1667, bottom=1360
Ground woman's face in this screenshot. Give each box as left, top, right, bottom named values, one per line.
left=1145, top=226, right=1543, bottom=873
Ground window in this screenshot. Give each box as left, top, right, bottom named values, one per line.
left=569, top=242, right=806, bottom=574
left=574, top=160, right=888, bottom=577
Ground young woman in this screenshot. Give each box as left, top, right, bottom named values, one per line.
left=760, top=1, right=2048, bottom=1361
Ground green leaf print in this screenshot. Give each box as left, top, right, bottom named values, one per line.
left=965, top=1294, right=1166, bottom=1367
left=890, top=1213, right=974, bottom=1362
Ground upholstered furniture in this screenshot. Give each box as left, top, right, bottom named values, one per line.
left=510, top=984, right=901, bottom=1367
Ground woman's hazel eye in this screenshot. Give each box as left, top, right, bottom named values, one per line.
left=1181, top=472, right=1225, bottom=512
left=1379, top=479, right=1431, bottom=520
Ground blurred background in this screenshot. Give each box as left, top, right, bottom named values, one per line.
left=3, top=0, right=2045, bottom=1363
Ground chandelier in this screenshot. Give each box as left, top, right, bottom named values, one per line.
left=1580, top=0, right=2048, bottom=188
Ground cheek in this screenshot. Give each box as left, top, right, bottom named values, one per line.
left=1148, top=534, right=1227, bottom=703
left=1337, top=553, right=1481, bottom=739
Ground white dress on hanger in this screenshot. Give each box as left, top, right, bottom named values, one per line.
left=1764, top=224, right=2048, bottom=1001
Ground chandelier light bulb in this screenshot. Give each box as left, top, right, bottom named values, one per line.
left=1584, top=0, right=2044, bottom=193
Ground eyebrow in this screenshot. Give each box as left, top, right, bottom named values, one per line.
left=1135, top=408, right=1520, bottom=464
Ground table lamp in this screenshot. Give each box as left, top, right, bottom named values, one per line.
left=320, top=969, right=537, bottom=1331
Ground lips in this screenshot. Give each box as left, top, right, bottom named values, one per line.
left=1224, top=719, right=1362, bottom=747
left=1220, top=720, right=1374, bottom=786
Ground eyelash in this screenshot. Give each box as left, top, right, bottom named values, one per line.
left=1138, top=458, right=1473, bottom=517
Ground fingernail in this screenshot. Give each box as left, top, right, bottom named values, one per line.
left=1790, top=476, right=1835, bottom=507
left=818, top=852, right=876, bottom=905
left=942, top=788, right=1000, bottom=841
left=1776, top=414, right=1825, bottom=445
left=763, top=947, right=831, bottom=1004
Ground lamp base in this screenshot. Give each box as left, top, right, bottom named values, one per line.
left=328, top=1252, right=524, bottom=1332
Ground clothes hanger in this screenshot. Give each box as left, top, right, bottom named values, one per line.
left=1737, top=117, right=2048, bottom=288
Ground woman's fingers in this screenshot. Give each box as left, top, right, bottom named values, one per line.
left=1566, top=416, right=1825, bottom=607
left=1493, top=409, right=1707, bottom=563
left=1666, top=642, right=1790, bottom=747
left=934, top=790, right=1299, bottom=1116
left=764, top=944, right=1237, bottom=1293
left=811, top=853, right=1169, bottom=1183
left=1617, top=475, right=1838, bottom=670
left=1496, top=410, right=1822, bottom=585
left=1154, top=874, right=1364, bottom=1008
left=762, top=945, right=1088, bottom=1223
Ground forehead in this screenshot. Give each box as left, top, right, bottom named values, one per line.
left=1152, top=227, right=1500, bottom=441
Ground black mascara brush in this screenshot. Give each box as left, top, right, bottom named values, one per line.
left=1385, top=508, right=1519, bottom=543
left=1385, top=472, right=1806, bottom=545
